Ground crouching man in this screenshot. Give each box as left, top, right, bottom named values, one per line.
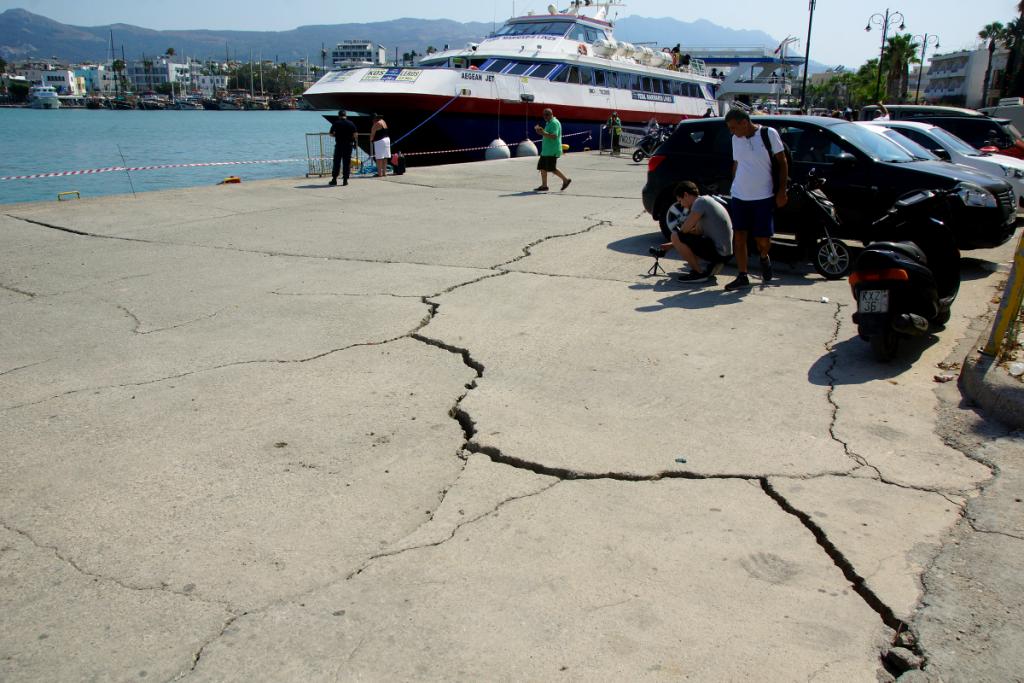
left=650, top=181, right=734, bottom=283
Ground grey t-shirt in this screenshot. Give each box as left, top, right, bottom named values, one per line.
left=691, top=196, right=734, bottom=256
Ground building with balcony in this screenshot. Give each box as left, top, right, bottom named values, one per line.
left=924, top=47, right=1007, bottom=108
left=17, top=65, right=83, bottom=95
left=194, top=74, right=229, bottom=95
left=75, top=64, right=120, bottom=95
left=330, top=40, right=387, bottom=68
left=126, top=57, right=191, bottom=92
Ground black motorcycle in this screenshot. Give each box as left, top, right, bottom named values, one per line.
left=632, top=124, right=671, bottom=163
left=849, top=188, right=962, bottom=361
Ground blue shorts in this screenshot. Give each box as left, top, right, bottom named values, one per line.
left=730, top=197, right=775, bottom=238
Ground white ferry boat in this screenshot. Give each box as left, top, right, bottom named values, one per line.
left=28, top=85, right=61, bottom=109
left=303, top=0, right=720, bottom=163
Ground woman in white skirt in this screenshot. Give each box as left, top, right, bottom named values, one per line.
left=370, top=114, right=391, bottom=177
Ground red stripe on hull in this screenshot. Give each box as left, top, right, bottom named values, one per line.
left=306, top=91, right=699, bottom=126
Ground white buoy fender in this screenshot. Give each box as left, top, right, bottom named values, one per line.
left=485, top=138, right=511, bottom=160
left=516, top=139, right=538, bottom=157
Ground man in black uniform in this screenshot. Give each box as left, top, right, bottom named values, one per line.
left=328, top=111, right=357, bottom=186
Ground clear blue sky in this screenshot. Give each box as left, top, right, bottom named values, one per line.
left=2, top=0, right=1018, bottom=67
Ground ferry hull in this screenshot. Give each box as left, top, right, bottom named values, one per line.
left=308, top=91, right=692, bottom=165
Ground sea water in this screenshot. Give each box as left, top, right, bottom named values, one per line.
left=0, top=109, right=336, bottom=205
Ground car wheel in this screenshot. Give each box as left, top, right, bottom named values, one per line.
left=812, top=237, right=852, bottom=280
left=657, top=201, right=686, bottom=240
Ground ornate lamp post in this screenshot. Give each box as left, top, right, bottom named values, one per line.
left=911, top=33, right=940, bottom=104
left=866, top=9, right=906, bottom=101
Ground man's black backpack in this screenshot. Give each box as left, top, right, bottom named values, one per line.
left=760, top=126, right=791, bottom=194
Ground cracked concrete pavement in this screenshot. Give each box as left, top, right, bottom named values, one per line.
left=1, top=153, right=1022, bottom=680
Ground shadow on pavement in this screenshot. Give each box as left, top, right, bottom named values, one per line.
left=632, top=280, right=750, bottom=311
left=960, top=257, right=1004, bottom=282
left=807, top=334, right=941, bottom=386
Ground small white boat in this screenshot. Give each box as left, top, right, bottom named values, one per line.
left=28, top=85, right=61, bottom=109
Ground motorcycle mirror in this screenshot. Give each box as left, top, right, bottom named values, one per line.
left=931, top=148, right=951, bottom=161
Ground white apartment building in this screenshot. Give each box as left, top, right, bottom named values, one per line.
left=331, top=40, right=387, bottom=68
left=126, top=57, right=191, bottom=92
left=75, top=64, right=119, bottom=95
left=194, top=74, right=229, bottom=95
left=19, top=67, right=82, bottom=95
left=925, top=47, right=1008, bottom=109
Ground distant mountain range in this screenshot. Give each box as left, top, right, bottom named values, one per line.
left=0, top=8, right=829, bottom=72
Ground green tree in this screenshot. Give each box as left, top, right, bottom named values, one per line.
left=0, top=57, right=7, bottom=74
left=166, top=47, right=176, bottom=58
left=1004, top=13, right=1024, bottom=97
left=980, top=22, right=1006, bottom=106
left=8, top=80, right=29, bottom=102
left=881, top=33, right=920, bottom=102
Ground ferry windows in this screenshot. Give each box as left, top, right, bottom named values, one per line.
left=551, top=66, right=571, bottom=83
left=506, top=62, right=532, bottom=76
left=531, top=63, right=558, bottom=79
left=594, top=70, right=607, bottom=87
left=584, top=27, right=604, bottom=43
left=641, top=76, right=653, bottom=93
left=628, top=73, right=642, bottom=91
left=580, top=68, right=594, bottom=86
left=672, top=81, right=683, bottom=96
left=569, top=25, right=588, bottom=42
left=565, top=66, right=581, bottom=84
left=495, top=21, right=570, bottom=37
left=484, top=59, right=513, bottom=73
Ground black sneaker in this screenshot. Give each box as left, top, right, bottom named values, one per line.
left=677, top=269, right=711, bottom=282
left=328, top=179, right=337, bottom=186
left=648, top=246, right=667, bottom=258
left=724, top=273, right=751, bottom=291
left=533, top=185, right=549, bottom=192
left=760, top=256, right=774, bottom=282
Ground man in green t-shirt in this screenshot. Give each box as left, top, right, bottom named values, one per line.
left=533, top=108, right=572, bottom=192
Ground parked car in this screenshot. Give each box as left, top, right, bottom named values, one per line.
left=641, top=115, right=1018, bottom=250
left=858, top=104, right=1024, bottom=159
left=867, top=120, right=1024, bottom=203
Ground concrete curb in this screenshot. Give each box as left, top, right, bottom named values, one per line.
left=960, top=337, right=1024, bottom=430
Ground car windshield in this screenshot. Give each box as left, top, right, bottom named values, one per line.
left=878, top=128, right=939, bottom=160
left=926, top=126, right=984, bottom=156
left=832, top=122, right=917, bottom=162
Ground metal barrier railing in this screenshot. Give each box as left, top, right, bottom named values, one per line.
left=305, top=133, right=375, bottom=177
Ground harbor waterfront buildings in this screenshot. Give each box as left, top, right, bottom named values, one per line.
left=331, top=40, right=387, bottom=68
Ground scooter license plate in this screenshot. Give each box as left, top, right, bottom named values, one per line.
left=858, top=290, right=889, bottom=314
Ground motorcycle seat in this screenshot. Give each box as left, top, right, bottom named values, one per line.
left=867, top=241, right=927, bottom=265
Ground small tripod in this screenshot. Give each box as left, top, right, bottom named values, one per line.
left=646, top=255, right=667, bottom=277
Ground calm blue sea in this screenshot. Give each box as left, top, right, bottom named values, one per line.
left=0, top=109, right=334, bottom=205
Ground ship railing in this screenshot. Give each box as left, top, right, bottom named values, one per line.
left=305, top=132, right=376, bottom=177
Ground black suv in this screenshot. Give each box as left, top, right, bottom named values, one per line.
left=641, top=116, right=1018, bottom=249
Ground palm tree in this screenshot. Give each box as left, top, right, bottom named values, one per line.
left=112, top=58, right=126, bottom=94
left=881, top=34, right=920, bottom=102
left=979, top=22, right=1005, bottom=106
left=166, top=47, right=175, bottom=58
left=1005, top=15, right=1024, bottom=96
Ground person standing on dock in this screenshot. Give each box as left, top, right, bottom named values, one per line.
left=605, top=111, right=622, bottom=156
left=328, top=111, right=357, bottom=186
left=370, top=114, right=391, bottom=178
left=534, top=108, right=572, bottom=192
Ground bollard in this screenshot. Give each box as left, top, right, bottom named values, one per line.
left=982, top=229, right=1024, bottom=358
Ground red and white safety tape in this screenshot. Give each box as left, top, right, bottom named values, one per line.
left=0, top=158, right=305, bottom=182
left=2, top=131, right=595, bottom=180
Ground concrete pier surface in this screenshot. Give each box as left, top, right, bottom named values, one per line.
left=2, top=154, right=1023, bottom=681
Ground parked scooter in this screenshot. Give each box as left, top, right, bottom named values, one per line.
left=632, top=124, right=671, bottom=163
left=849, top=187, right=963, bottom=361
left=787, top=174, right=853, bottom=280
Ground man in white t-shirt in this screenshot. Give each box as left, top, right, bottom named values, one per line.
left=723, top=109, right=789, bottom=291
left=873, top=101, right=890, bottom=121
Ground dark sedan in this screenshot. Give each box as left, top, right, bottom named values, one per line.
left=641, top=116, right=1018, bottom=250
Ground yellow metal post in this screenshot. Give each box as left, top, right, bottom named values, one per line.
left=982, top=230, right=1024, bottom=357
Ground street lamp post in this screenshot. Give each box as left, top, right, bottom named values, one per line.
left=799, top=0, right=817, bottom=111
left=866, top=9, right=906, bottom=102
left=912, top=33, right=940, bottom=104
